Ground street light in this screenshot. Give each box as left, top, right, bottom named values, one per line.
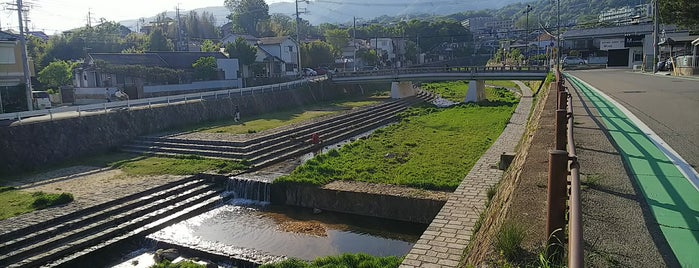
left=556, top=0, right=561, bottom=71
left=524, top=4, right=533, bottom=64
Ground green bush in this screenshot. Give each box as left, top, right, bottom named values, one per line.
left=260, top=253, right=402, bottom=268
left=149, top=260, right=206, bottom=268
left=31, top=192, right=74, bottom=209
left=495, top=222, right=526, bottom=260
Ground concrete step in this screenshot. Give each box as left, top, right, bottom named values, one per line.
left=45, top=193, right=226, bottom=268
left=0, top=176, right=197, bottom=243
left=134, top=98, right=409, bottom=149
left=0, top=184, right=219, bottom=266
left=0, top=179, right=207, bottom=256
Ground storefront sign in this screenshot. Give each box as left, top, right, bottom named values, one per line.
left=624, top=34, right=644, bottom=47
left=600, top=39, right=625, bottom=50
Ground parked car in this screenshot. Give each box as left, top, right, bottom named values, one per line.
left=31, top=91, right=52, bottom=110
left=302, top=68, right=317, bottom=76
left=313, top=67, right=327, bottom=75
left=360, top=66, right=379, bottom=71
left=561, top=56, right=586, bottom=66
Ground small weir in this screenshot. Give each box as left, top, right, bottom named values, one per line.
left=115, top=176, right=425, bottom=266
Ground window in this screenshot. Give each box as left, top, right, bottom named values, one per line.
left=0, top=46, right=16, bottom=64
left=633, top=52, right=643, bottom=62
left=288, top=46, right=293, bottom=52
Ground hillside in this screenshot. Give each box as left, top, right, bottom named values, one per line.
left=119, top=0, right=534, bottom=30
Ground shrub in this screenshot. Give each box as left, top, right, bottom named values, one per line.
left=150, top=260, right=206, bottom=268
left=260, top=254, right=402, bottom=268
left=495, top=222, right=526, bottom=260
left=31, top=192, right=74, bottom=209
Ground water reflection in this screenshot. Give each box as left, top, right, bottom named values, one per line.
left=148, top=199, right=425, bottom=262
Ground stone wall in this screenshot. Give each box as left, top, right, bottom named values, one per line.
left=0, top=81, right=381, bottom=175
left=272, top=184, right=445, bottom=224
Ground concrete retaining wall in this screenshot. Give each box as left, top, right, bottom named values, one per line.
left=272, top=184, right=445, bottom=224
left=0, top=82, right=380, bottom=175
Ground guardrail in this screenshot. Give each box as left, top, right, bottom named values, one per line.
left=546, top=70, right=583, bottom=267
left=1, top=77, right=324, bottom=123
left=332, top=65, right=550, bottom=78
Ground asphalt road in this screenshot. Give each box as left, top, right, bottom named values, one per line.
left=568, top=69, right=699, bottom=170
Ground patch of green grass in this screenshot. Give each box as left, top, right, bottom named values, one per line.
left=495, top=222, right=527, bottom=261
left=111, top=155, right=248, bottom=176
left=486, top=80, right=517, bottom=89
left=276, top=86, right=517, bottom=191
left=487, top=184, right=498, bottom=204
left=422, top=81, right=520, bottom=103
left=191, top=97, right=384, bottom=134
left=260, top=253, right=402, bottom=268
left=150, top=260, right=206, bottom=268
left=582, top=174, right=603, bottom=189
left=0, top=190, right=74, bottom=220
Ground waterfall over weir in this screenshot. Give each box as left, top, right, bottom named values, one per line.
left=226, top=176, right=272, bottom=203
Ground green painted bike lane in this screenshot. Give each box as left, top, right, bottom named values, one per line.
left=566, top=74, right=699, bottom=267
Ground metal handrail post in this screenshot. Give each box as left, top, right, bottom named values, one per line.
left=547, top=149, right=568, bottom=261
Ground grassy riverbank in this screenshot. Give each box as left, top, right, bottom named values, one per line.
left=276, top=86, right=518, bottom=191
left=0, top=187, right=73, bottom=220
left=189, top=96, right=385, bottom=134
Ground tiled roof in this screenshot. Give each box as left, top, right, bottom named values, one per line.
left=89, top=53, right=167, bottom=67
left=89, top=52, right=229, bottom=70
left=154, top=52, right=228, bottom=69
left=257, top=36, right=292, bottom=45
left=0, top=30, right=17, bottom=41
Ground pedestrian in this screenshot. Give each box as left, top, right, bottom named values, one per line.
left=105, top=88, right=111, bottom=102
left=234, top=105, right=240, bottom=122
left=311, top=132, right=322, bottom=155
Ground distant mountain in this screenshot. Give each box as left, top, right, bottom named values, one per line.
left=119, top=0, right=534, bottom=30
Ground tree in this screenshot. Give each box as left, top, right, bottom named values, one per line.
left=192, top=57, right=219, bottom=81
left=301, top=41, right=334, bottom=68
left=200, top=40, right=221, bottom=52
left=324, top=29, right=350, bottom=57
left=38, top=60, right=73, bottom=89
left=225, top=0, right=270, bottom=36
left=659, top=0, right=699, bottom=29
left=148, top=28, right=174, bottom=51
left=225, top=37, right=258, bottom=79
left=123, top=33, right=149, bottom=53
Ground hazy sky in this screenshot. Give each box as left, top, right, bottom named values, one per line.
left=1, top=0, right=287, bottom=34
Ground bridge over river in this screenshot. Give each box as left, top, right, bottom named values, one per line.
left=330, top=65, right=549, bottom=101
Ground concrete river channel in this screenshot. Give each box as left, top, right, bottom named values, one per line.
left=106, top=127, right=428, bottom=267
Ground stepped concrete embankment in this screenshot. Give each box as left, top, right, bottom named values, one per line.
left=0, top=81, right=384, bottom=175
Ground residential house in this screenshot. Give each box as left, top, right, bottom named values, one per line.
left=27, top=31, right=49, bottom=42
left=73, top=51, right=240, bottom=102
left=256, top=36, right=299, bottom=77
left=221, top=33, right=258, bottom=47
left=0, top=30, right=34, bottom=112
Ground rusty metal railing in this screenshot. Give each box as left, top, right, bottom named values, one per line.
left=546, top=70, right=583, bottom=267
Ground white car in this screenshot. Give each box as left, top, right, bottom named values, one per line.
left=562, top=56, right=586, bottom=66
left=302, top=68, right=317, bottom=76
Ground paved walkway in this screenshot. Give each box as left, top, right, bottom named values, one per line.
left=401, top=82, right=533, bottom=267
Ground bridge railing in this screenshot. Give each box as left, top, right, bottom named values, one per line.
left=547, top=70, right=583, bottom=268
left=0, top=77, right=324, bottom=123
left=332, top=65, right=549, bottom=78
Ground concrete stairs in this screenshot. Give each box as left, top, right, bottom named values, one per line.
left=0, top=176, right=228, bottom=267
left=122, top=93, right=435, bottom=169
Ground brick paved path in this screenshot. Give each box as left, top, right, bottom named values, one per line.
left=401, top=81, right=533, bottom=267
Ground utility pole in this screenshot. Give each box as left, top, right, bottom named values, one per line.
left=295, top=0, right=305, bottom=74
left=353, top=16, right=357, bottom=71
left=652, top=0, right=659, bottom=73
left=556, top=0, right=561, bottom=70
left=525, top=4, right=533, bottom=63
left=87, top=8, right=92, bottom=27
left=9, top=0, right=33, bottom=111
left=176, top=5, right=184, bottom=51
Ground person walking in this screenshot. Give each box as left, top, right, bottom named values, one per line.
left=234, top=105, right=240, bottom=122
left=310, top=132, right=322, bottom=155
left=105, top=88, right=111, bottom=102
